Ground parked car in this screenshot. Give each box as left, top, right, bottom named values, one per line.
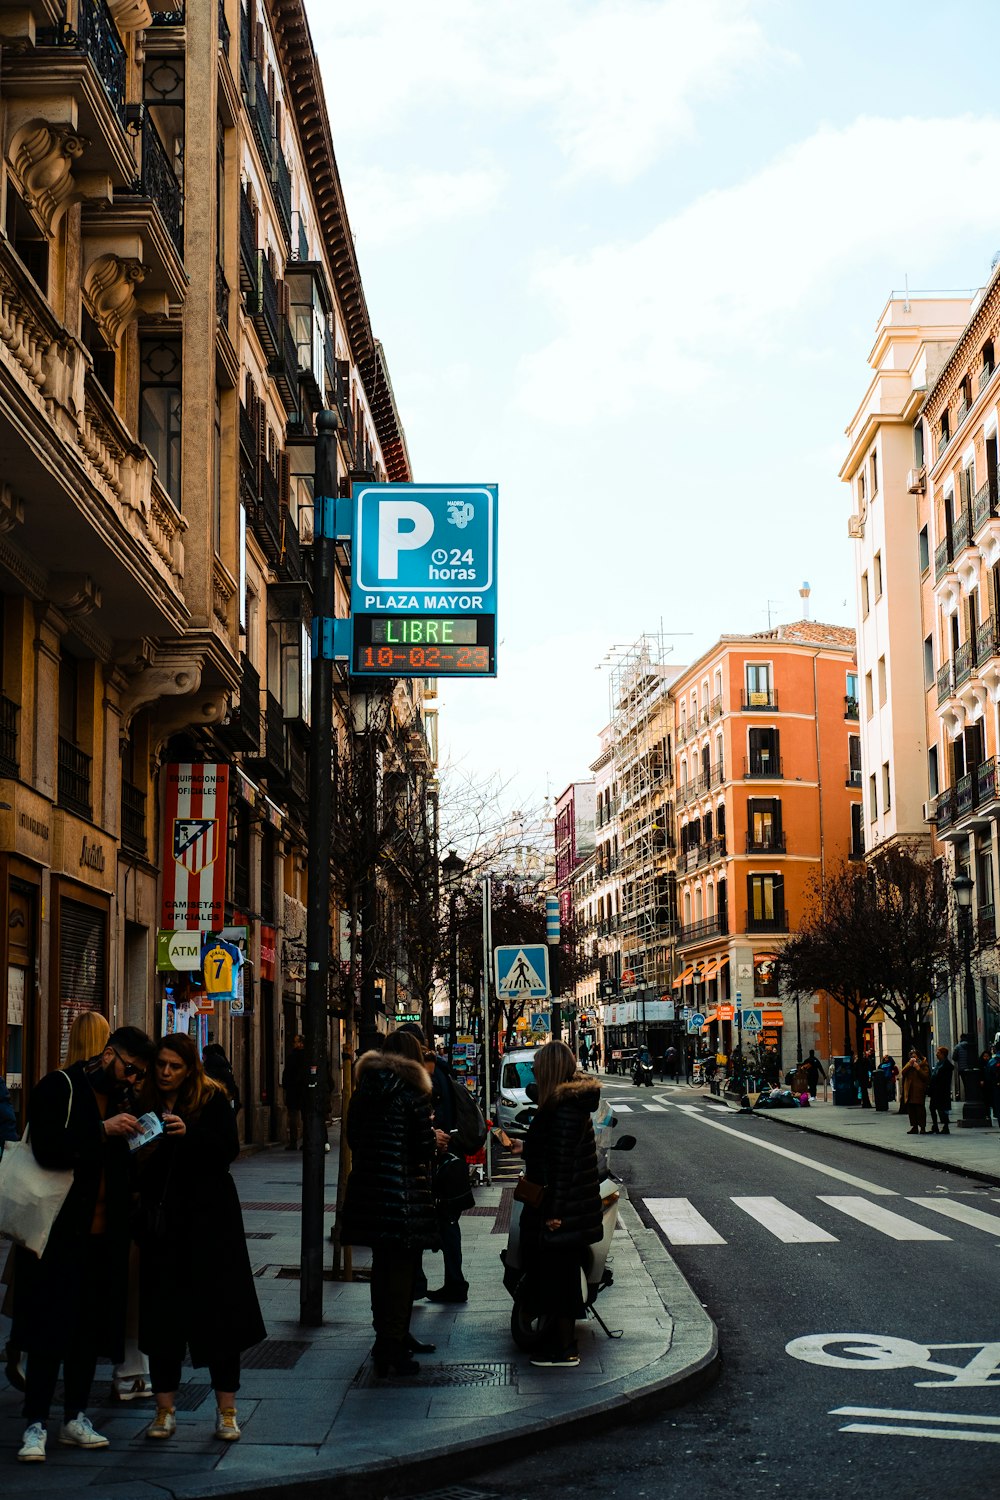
left=494, top=1046, right=619, bottom=1147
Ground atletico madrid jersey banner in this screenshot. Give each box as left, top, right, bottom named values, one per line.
left=160, top=763, right=229, bottom=930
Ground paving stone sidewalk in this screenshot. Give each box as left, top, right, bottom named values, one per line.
left=710, top=1086, right=1000, bottom=1182
left=0, top=1135, right=717, bottom=1500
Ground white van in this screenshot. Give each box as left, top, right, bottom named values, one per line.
left=495, top=1046, right=618, bottom=1145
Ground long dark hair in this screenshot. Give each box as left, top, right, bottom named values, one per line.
left=141, top=1033, right=222, bottom=1120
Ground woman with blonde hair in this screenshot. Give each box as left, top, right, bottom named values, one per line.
left=64, top=1011, right=110, bottom=1067
left=509, top=1040, right=602, bottom=1368
left=135, top=1033, right=264, bottom=1441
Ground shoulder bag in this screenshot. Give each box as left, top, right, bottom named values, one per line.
left=0, top=1071, right=74, bottom=1259
left=449, top=1077, right=488, bottom=1154
left=512, top=1174, right=545, bottom=1208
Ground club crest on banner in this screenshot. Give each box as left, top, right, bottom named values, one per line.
left=173, top=819, right=219, bottom=875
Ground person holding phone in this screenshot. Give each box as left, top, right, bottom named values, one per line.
left=506, top=1040, right=602, bottom=1369
left=134, top=1035, right=264, bottom=1443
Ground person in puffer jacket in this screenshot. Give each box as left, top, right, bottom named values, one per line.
left=511, top=1039, right=602, bottom=1368
left=340, top=1030, right=440, bottom=1377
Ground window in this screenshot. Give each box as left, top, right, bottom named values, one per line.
left=745, top=663, right=771, bottom=707
left=928, top=744, right=939, bottom=799
left=870, top=449, right=878, bottom=495
left=748, top=798, right=782, bottom=850
left=848, top=735, right=861, bottom=785
left=861, top=572, right=870, bottom=617
left=747, top=726, right=779, bottom=776
left=139, top=338, right=182, bottom=507
left=874, top=551, right=883, bottom=599
left=4, top=184, right=48, bottom=291
left=882, top=761, right=892, bottom=812
left=846, top=671, right=858, bottom=717
left=918, top=526, right=930, bottom=575
left=81, top=311, right=115, bottom=401
left=913, top=419, right=925, bottom=469
left=850, top=803, right=864, bottom=858
left=865, top=671, right=874, bottom=719
left=877, top=655, right=887, bottom=707
left=869, top=773, right=878, bottom=823
left=858, top=473, right=866, bottom=506
left=747, top=873, right=784, bottom=929
left=924, top=635, right=935, bottom=690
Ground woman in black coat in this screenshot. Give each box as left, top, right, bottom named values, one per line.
left=510, top=1040, right=602, bottom=1369
left=136, top=1034, right=264, bottom=1443
left=340, top=1030, right=440, bottom=1377
left=928, top=1046, right=954, bottom=1134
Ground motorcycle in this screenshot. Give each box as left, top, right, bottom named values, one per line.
left=632, top=1057, right=654, bottom=1088
left=502, top=1123, right=637, bottom=1352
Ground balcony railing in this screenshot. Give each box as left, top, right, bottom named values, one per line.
left=743, top=755, right=783, bottom=778
left=259, top=691, right=286, bottom=777
left=150, top=4, right=185, bottom=21
left=678, top=915, right=725, bottom=946
left=935, top=536, right=953, bottom=581
left=239, top=400, right=257, bottom=465
left=844, top=695, right=859, bottom=719
left=58, top=738, right=92, bottom=818
left=121, top=780, right=146, bottom=855
left=41, top=0, right=127, bottom=127
left=955, top=637, right=974, bottom=687
left=746, top=832, right=786, bottom=854
left=973, top=479, right=997, bottom=534
left=271, top=315, right=298, bottom=412
left=219, top=654, right=260, bottom=752
left=977, top=614, right=999, bottom=668
left=131, top=113, right=183, bottom=256
left=936, top=789, right=956, bottom=831
left=239, top=185, right=257, bottom=291
left=953, top=507, right=972, bottom=555
left=937, top=661, right=955, bottom=705
left=745, top=907, right=786, bottom=934
left=279, top=505, right=302, bottom=580
left=938, top=430, right=952, bottom=460
left=955, top=771, right=976, bottom=817
left=981, top=359, right=996, bottom=392
left=215, top=261, right=229, bottom=324
left=846, top=766, right=862, bottom=787
left=250, top=251, right=281, bottom=355
left=247, top=59, right=274, bottom=166
left=250, top=461, right=282, bottom=561
left=273, top=148, right=293, bottom=242
left=0, top=695, right=18, bottom=778
left=239, top=0, right=250, bottom=89
left=218, top=0, right=230, bottom=55
left=978, top=757, right=998, bottom=807
left=710, top=694, right=723, bottom=720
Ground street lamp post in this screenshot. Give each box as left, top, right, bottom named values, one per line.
left=441, top=848, right=466, bottom=1060
left=952, top=872, right=989, bottom=1127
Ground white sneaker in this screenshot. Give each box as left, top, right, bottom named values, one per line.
left=113, top=1374, right=154, bottom=1402
left=214, top=1406, right=241, bottom=1441
left=17, top=1423, right=46, bottom=1462
left=58, top=1412, right=110, bottom=1449
left=146, top=1407, right=177, bottom=1440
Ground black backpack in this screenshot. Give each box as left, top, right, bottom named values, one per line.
left=450, top=1077, right=487, bottom=1154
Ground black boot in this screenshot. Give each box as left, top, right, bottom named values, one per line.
left=372, top=1342, right=420, bottom=1378
left=425, top=1281, right=469, bottom=1304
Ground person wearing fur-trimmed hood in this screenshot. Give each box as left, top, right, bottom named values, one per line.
left=509, top=1039, right=603, bottom=1368
left=339, top=1031, right=440, bottom=1377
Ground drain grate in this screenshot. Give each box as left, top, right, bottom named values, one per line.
left=462, top=1205, right=498, bottom=1217
left=353, top=1360, right=514, bottom=1390
left=241, top=1338, right=309, bottom=1370
left=398, top=1490, right=501, bottom=1500
left=242, top=1200, right=339, bottom=1212
left=245, top=1230, right=275, bottom=1239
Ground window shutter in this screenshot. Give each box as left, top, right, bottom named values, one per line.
left=278, top=450, right=290, bottom=507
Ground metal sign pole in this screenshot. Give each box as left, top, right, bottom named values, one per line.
left=480, top=875, right=492, bottom=1186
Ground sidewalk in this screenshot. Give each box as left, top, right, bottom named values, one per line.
left=711, top=1087, right=1000, bottom=1183
left=0, top=1134, right=718, bottom=1500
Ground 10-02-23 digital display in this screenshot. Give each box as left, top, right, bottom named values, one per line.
left=352, top=615, right=495, bottom=676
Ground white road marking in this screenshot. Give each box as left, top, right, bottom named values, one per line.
left=837, top=1423, right=1000, bottom=1444
left=834, top=1406, right=1000, bottom=1427
left=732, top=1196, right=838, bottom=1243
left=641, top=1102, right=668, bottom=1112
left=609, top=1103, right=633, bottom=1112
left=644, top=1197, right=726, bottom=1245
left=665, top=1105, right=898, bottom=1195
left=906, top=1197, right=1000, bottom=1236
left=818, top=1196, right=950, bottom=1241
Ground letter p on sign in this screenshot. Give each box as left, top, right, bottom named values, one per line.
left=378, top=500, right=434, bottom=579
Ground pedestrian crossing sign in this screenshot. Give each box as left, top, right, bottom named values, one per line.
left=741, top=1009, right=763, bottom=1034
left=495, top=944, right=550, bottom=999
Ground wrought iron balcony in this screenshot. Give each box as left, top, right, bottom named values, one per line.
left=247, top=58, right=273, bottom=167
left=953, top=507, right=972, bottom=556
left=677, top=915, right=725, bottom=946
left=955, top=637, right=974, bottom=687
left=0, top=695, right=18, bottom=779
left=239, top=0, right=250, bottom=90
left=746, top=832, right=786, bottom=854
left=935, top=536, right=954, bottom=582
left=271, top=316, right=298, bottom=413
left=239, top=400, right=257, bottom=466
left=955, top=771, right=976, bottom=818
left=121, top=780, right=146, bottom=855
left=973, top=479, right=997, bottom=535
left=978, top=614, right=999, bottom=668
left=273, top=148, right=293, bottom=243
left=129, top=112, right=183, bottom=256
left=58, top=738, right=92, bottom=819
left=745, top=907, right=786, bottom=934
left=936, top=789, right=956, bottom=831
left=250, top=461, right=282, bottom=561
left=937, top=661, right=955, bottom=705
left=938, top=430, right=952, bottom=460
left=249, top=251, right=281, bottom=356
left=980, top=359, right=996, bottom=393
left=741, top=689, right=778, bottom=711
left=239, top=185, right=257, bottom=293
left=218, top=654, right=260, bottom=753
left=278, top=506, right=302, bottom=581
left=978, top=757, right=999, bottom=808
left=150, top=4, right=185, bottom=21
left=710, top=694, right=723, bottom=720
left=846, top=766, right=862, bottom=787
left=215, top=261, right=229, bottom=324
left=40, top=0, right=127, bottom=127
left=743, top=755, right=783, bottom=778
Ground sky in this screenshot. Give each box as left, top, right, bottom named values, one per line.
left=309, top=0, right=1000, bottom=814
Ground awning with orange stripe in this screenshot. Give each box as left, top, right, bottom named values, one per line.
left=700, top=959, right=721, bottom=982
left=672, top=965, right=695, bottom=989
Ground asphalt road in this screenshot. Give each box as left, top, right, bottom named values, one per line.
left=462, top=1081, right=1000, bottom=1500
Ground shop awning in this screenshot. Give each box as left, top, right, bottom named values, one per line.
left=762, top=1009, right=784, bottom=1025
left=672, top=965, right=695, bottom=989
left=700, top=958, right=722, bottom=982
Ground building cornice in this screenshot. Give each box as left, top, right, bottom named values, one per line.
left=923, top=269, right=1000, bottom=425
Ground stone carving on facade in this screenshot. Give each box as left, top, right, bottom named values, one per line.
left=0, top=484, right=26, bottom=536
left=120, top=645, right=230, bottom=748
left=49, top=573, right=103, bottom=619
left=106, top=0, right=153, bottom=30
left=8, top=120, right=89, bottom=231
left=83, top=253, right=153, bottom=348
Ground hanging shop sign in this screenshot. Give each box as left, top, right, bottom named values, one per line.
left=161, top=764, right=229, bottom=929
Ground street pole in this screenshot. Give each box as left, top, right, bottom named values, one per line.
left=481, top=874, right=493, bottom=1185
left=300, top=409, right=337, bottom=1327
left=357, top=704, right=379, bottom=1056
left=953, top=871, right=989, bottom=1127
left=441, top=849, right=465, bottom=1062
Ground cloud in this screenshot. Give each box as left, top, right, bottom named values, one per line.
left=517, top=115, right=1000, bottom=421
left=344, top=165, right=507, bottom=247
left=312, top=0, right=781, bottom=183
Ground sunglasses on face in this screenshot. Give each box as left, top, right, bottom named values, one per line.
left=112, top=1046, right=146, bottom=1081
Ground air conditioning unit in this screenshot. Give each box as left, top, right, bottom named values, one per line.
left=907, top=466, right=927, bottom=494
left=922, top=799, right=938, bottom=822
left=847, top=515, right=864, bottom=539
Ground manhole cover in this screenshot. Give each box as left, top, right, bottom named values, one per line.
left=353, top=1360, right=514, bottom=1390
left=242, top=1339, right=309, bottom=1370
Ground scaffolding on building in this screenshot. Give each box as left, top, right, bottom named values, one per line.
left=606, top=631, right=679, bottom=996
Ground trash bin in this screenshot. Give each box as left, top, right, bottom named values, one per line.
left=871, top=1068, right=889, bottom=1112
left=832, top=1055, right=858, bottom=1106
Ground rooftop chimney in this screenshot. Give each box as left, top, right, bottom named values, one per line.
left=799, top=580, right=811, bottom=620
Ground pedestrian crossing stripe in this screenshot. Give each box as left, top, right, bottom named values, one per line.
left=640, top=1192, right=1000, bottom=1247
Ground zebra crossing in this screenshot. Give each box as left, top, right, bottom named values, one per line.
left=642, top=1193, right=1000, bottom=1248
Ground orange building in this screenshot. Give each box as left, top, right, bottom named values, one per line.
left=672, top=617, right=862, bottom=1067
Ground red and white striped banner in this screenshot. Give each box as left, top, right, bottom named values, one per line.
left=160, top=763, right=229, bottom=929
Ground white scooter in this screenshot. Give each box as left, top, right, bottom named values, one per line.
left=501, top=1125, right=636, bottom=1352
